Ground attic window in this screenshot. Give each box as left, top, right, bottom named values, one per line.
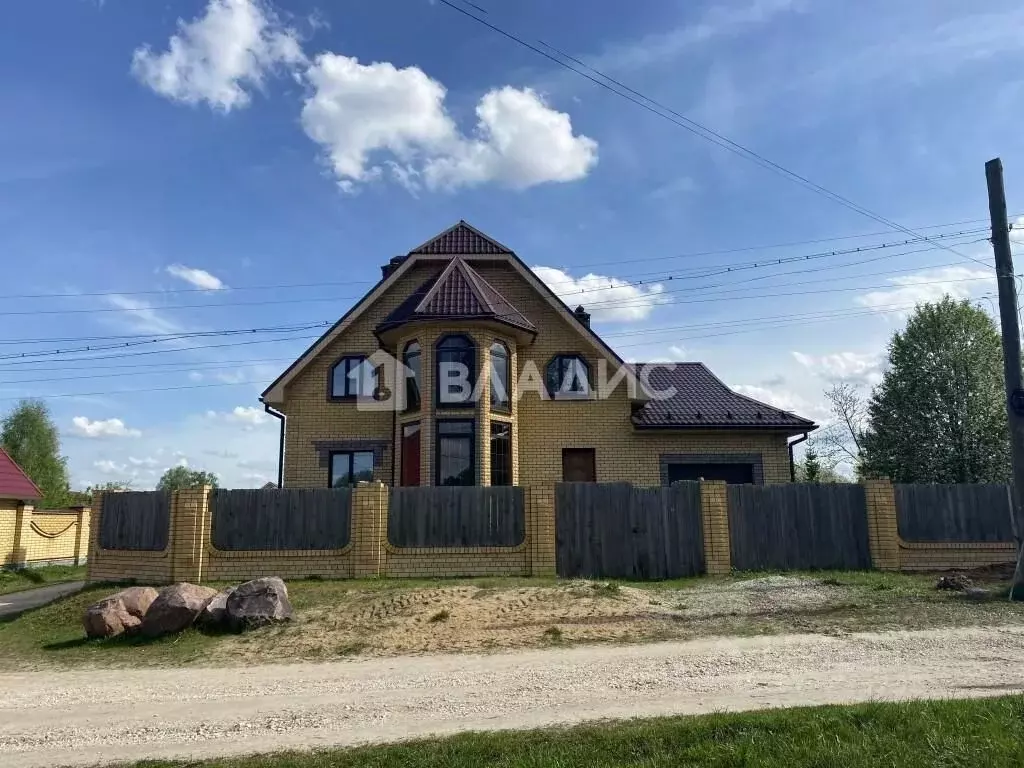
left=330, top=356, right=375, bottom=399
left=546, top=355, right=591, bottom=398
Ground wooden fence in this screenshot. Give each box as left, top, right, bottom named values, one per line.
left=895, top=483, right=1015, bottom=543
left=210, top=488, right=352, bottom=551
left=728, top=483, right=871, bottom=570
left=555, top=482, right=704, bottom=579
left=98, top=491, right=170, bottom=551
left=387, top=486, right=525, bottom=548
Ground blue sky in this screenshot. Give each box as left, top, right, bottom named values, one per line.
left=2, top=0, right=1023, bottom=488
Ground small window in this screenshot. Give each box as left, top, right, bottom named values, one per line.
left=329, top=451, right=375, bottom=487
left=436, top=335, right=476, bottom=407
left=490, top=341, right=511, bottom=412
left=546, top=355, right=591, bottom=398
left=330, top=356, right=376, bottom=399
left=436, top=420, right=475, bottom=486
left=490, top=421, right=512, bottom=486
left=402, top=341, right=421, bottom=411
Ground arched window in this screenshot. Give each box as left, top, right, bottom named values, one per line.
left=490, top=341, right=511, bottom=412
left=546, top=355, right=591, bottom=398
left=330, top=355, right=375, bottom=399
left=436, top=334, right=475, bottom=407
left=402, top=341, right=421, bottom=411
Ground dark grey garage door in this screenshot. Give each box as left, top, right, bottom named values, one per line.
left=666, top=462, right=753, bottom=485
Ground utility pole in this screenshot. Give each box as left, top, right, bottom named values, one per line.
left=985, top=158, right=1024, bottom=599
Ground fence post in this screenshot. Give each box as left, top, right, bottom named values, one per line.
left=8, top=502, right=30, bottom=569
left=864, top=478, right=900, bottom=570
left=528, top=486, right=556, bottom=577
left=170, top=486, right=212, bottom=583
left=700, top=481, right=732, bottom=575
left=351, top=481, right=388, bottom=578
left=72, top=506, right=89, bottom=566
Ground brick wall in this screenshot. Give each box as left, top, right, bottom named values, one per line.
left=276, top=259, right=793, bottom=491
left=1, top=501, right=90, bottom=568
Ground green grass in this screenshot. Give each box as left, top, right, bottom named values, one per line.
left=115, top=695, right=1024, bottom=767
left=0, top=565, right=86, bottom=595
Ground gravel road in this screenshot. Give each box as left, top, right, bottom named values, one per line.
left=4, top=625, right=1024, bottom=768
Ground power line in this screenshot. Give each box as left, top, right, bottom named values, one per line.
left=435, top=0, right=994, bottom=272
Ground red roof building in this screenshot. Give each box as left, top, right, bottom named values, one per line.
left=0, top=447, right=43, bottom=501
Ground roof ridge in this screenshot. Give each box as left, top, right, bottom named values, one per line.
left=407, top=220, right=513, bottom=255
left=695, top=363, right=794, bottom=416
left=413, top=257, right=467, bottom=313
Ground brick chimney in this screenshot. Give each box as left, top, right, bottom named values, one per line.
left=574, top=305, right=591, bottom=328
left=381, top=255, right=406, bottom=279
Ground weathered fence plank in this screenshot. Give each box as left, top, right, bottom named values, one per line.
left=387, top=486, right=525, bottom=548
left=99, top=491, right=171, bottom=551
left=555, top=483, right=704, bottom=579
left=728, top=484, right=870, bottom=570
left=895, top=483, right=1015, bottom=542
left=210, top=488, right=351, bottom=551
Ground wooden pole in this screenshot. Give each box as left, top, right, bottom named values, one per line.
left=985, top=158, right=1024, bottom=598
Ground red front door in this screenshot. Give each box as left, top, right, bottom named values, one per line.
left=401, top=424, right=421, bottom=486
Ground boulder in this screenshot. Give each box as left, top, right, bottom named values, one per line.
left=140, top=582, right=218, bottom=638
left=83, top=596, right=142, bottom=639
left=114, top=586, right=159, bottom=618
left=198, top=588, right=234, bottom=629
left=226, top=577, right=293, bottom=631
left=936, top=573, right=972, bottom=592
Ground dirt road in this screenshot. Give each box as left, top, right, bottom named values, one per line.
left=4, top=625, right=1024, bottom=768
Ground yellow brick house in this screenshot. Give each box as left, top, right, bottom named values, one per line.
left=259, top=222, right=816, bottom=490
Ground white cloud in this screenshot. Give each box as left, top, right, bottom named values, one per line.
left=127, top=456, right=159, bottom=467
left=166, top=264, right=226, bottom=290
left=70, top=416, right=142, bottom=439
left=732, top=384, right=829, bottom=421
left=792, top=351, right=884, bottom=387
left=207, top=405, right=273, bottom=429
left=855, top=266, right=994, bottom=314
left=131, top=0, right=304, bottom=112
left=93, top=459, right=128, bottom=475
left=301, top=54, right=596, bottom=191
left=532, top=266, right=669, bottom=322
left=103, top=294, right=186, bottom=337
left=188, top=371, right=204, bottom=382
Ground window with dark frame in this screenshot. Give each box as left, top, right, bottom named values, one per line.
left=330, top=356, right=375, bottom=399
left=490, top=421, right=512, bottom=486
left=546, top=355, right=591, bottom=398
left=436, top=334, right=476, bottom=406
left=490, top=341, right=511, bottom=411
left=402, top=341, right=421, bottom=411
left=329, top=450, right=375, bottom=487
left=436, top=420, right=475, bottom=486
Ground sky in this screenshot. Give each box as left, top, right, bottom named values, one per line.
left=2, top=0, right=1024, bottom=489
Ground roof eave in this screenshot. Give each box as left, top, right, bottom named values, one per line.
left=632, top=421, right=818, bottom=435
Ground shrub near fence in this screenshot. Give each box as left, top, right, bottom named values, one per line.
left=895, top=484, right=1015, bottom=543
left=210, top=488, right=352, bottom=551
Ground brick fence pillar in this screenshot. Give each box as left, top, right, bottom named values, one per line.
left=864, top=478, right=900, bottom=570
left=8, top=502, right=30, bottom=568
left=351, top=482, right=388, bottom=578
left=700, top=481, right=731, bottom=575
left=171, top=486, right=212, bottom=583
left=528, top=486, right=556, bottom=576
left=72, top=507, right=89, bottom=566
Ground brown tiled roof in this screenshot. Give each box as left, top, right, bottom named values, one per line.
left=378, top=258, right=535, bottom=334
left=0, top=447, right=42, bottom=500
left=408, top=221, right=512, bottom=255
left=631, top=363, right=816, bottom=432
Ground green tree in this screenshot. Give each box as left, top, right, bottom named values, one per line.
left=861, top=297, right=1009, bottom=483
left=156, top=465, right=219, bottom=491
left=795, top=447, right=846, bottom=482
left=0, top=399, right=70, bottom=507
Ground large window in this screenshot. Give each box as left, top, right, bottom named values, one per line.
left=490, top=341, right=511, bottom=412
left=490, top=421, right=512, bottom=486
left=546, top=355, right=591, bottom=398
left=436, top=420, right=475, bottom=486
left=436, top=335, right=475, bottom=407
left=330, top=355, right=376, bottom=399
left=329, top=451, right=375, bottom=487
left=402, top=341, right=421, bottom=411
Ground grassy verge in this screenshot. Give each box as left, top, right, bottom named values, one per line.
left=1, top=570, right=1021, bottom=669
left=0, top=564, right=86, bottom=595
left=115, top=695, right=1024, bottom=767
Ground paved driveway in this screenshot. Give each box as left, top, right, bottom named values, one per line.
left=0, top=581, right=85, bottom=618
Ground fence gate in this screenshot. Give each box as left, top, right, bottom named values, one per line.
left=728, top=483, right=870, bottom=570
left=555, top=482, right=704, bottom=579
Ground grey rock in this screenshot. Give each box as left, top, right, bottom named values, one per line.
left=141, top=582, right=218, bottom=638
left=198, top=588, right=234, bottom=629
left=226, top=577, right=293, bottom=631
left=113, top=586, right=159, bottom=618
left=83, top=596, right=141, bottom=639
left=936, top=574, right=972, bottom=592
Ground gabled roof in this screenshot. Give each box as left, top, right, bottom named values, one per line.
left=631, top=363, right=817, bottom=433
left=377, top=257, right=535, bottom=334
left=408, top=221, right=513, bottom=255
left=0, top=447, right=43, bottom=501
